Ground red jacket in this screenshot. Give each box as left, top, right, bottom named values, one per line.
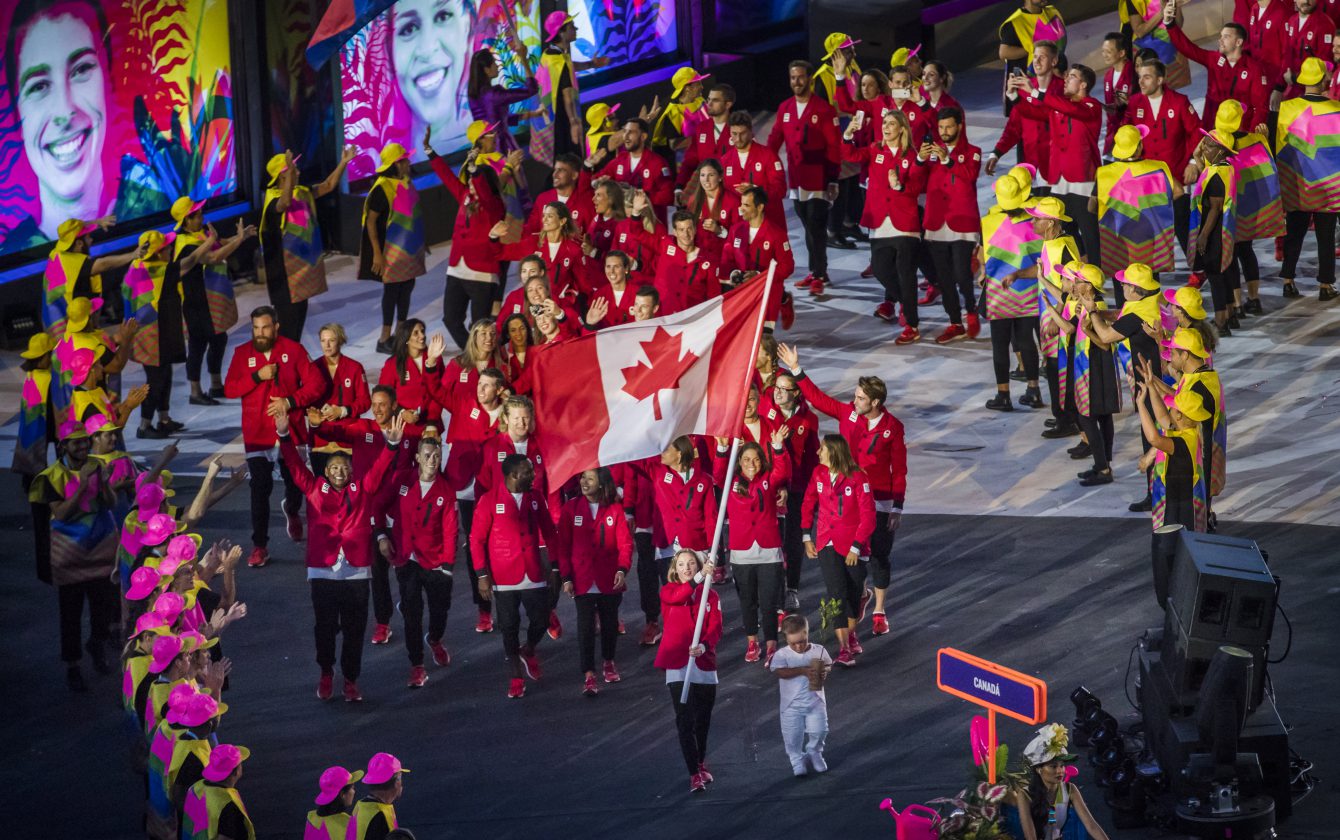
left=317, top=418, right=423, bottom=480
left=469, top=483, right=557, bottom=587
left=582, top=212, right=621, bottom=289
left=389, top=473, right=459, bottom=570
left=892, top=98, right=937, bottom=148
left=596, top=148, right=676, bottom=212
left=556, top=497, right=632, bottom=594
left=801, top=467, right=877, bottom=557
left=310, top=354, right=371, bottom=450
left=223, top=336, right=322, bottom=451
left=586, top=283, right=638, bottom=328
left=1124, top=89, right=1201, bottom=173
left=795, top=372, right=908, bottom=506
left=718, top=219, right=794, bottom=319
left=841, top=142, right=928, bottom=232
left=614, top=218, right=666, bottom=284
left=923, top=138, right=982, bottom=235
left=652, top=237, right=721, bottom=314
left=378, top=355, right=443, bottom=430
left=678, top=117, right=733, bottom=187
left=495, top=289, right=582, bottom=333
left=612, top=461, right=654, bottom=530
left=1282, top=11, right=1336, bottom=97
left=1015, top=90, right=1102, bottom=184
left=1168, top=24, right=1272, bottom=130
left=992, top=74, right=1065, bottom=183
left=419, top=371, right=502, bottom=492
left=759, top=398, right=822, bottom=493
left=500, top=234, right=591, bottom=299
left=526, top=183, right=596, bottom=237
left=711, top=442, right=791, bottom=551
left=280, top=433, right=398, bottom=568
left=685, top=190, right=739, bottom=261
left=476, top=432, right=550, bottom=502
left=832, top=85, right=896, bottom=157
left=1102, top=62, right=1135, bottom=155
left=766, top=95, right=841, bottom=191
left=654, top=582, right=722, bottom=671
left=648, top=464, right=719, bottom=550
left=720, top=143, right=788, bottom=228
left=431, top=155, right=505, bottom=277
left=1238, top=0, right=1290, bottom=82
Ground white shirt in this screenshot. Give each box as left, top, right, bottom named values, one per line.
left=306, top=548, right=372, bottom=581
left=769, top=643, right=832, bottom=713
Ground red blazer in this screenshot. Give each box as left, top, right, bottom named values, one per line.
left=1238, top=0, right=1290, bottom=83
left=586, top=283, right=638, bottom=328
left=440, top=358, right=491, bottom=407
left=317, top=417, right=423, bottom=481
left=685, top=190, right=739, bottom=261
left=311, top=354, right=371, bottom=449
left=720, top=143, right=788, bottom=228
left=500, top=235, right=591, bottom=299
left=801, top=468, right=877, bottom=558
left=1168, top=24, right=1272, bottom=130
left=280, top=433, right=398, bottom=569
left=597, top=148, right=676, bottom=212
left=832, top=84, right=896, bottom=152
left=431, top=155, right=505, bottom=276
left=613, top=218, right=666, bottom=284
left=476, top=432, right=550, bottom=502
left=526, top=184, right=596, bottom=237
left=841, top=141, right=927, bottom=232
left=654, top=582, right=722, bottom=671
left=223, top=336, right=322, bottom=450
left=991, top=74, right=1065, bottom=183
left=389, top=473, right=459, bottom=570
left=678, top=118, right=733, bottom=187
left=923, top=138, right=982, bottom=235
left=766, top=95, right=841, bottom=191
left=582, top=212, right=622, bottom=290
left=421, top=374, right=502, bottom=493
left=759, top=398, right=822, bottom=493
left=648, top=465, right=719, bottom=550
left=470, top=484, right=557, bottom=587
left=712, top=442, right=791, bottom=550
left=1124, top=89, right=1201, bottom=172
left=652, top=237, right=721, bottom=314
left=1282, top=11, right=1336, bottom=97
left=556, top=497, right=632, bottom=594
left=795, top=372, right=908, bottom=506
left=1102, top=63, right=1135, bottom=155
left=1014, top=90, right=1102, bottom=184
left=379, top=355, right=443, bottom=430
left=612, top=461, right=654, bottom=530
left=495, top=288, right=582, bottom=333
left=719, top=220, right=794, bottom=319
left=892, top=98, right=937, bottom=148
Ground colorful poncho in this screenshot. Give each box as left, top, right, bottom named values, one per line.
left=1038, top=236, right=1079, bottom=358
left=42, top=252, right=100, bottom=335
left=532, top=50, right=577, bottom=167
left=1002, top=6, right=1067, bottom=70
left=1275, top=96, right=1340, bottom=213
left=175, top=231, right=238, bottom=333
left=1178, top=368, right=1227, bottom=497
left=11, top=369, right=52, bottom=475
left=123, top=258, right=168, bottom=367
left=1189, top=163, right=1237, bottom=273
left=1121, top=0, right=1191, bottom=88
left=363, top=176, right=426, bottom=284
left=1228, top=135, right=1285, bottom=241
left=1152, top=426, right=1207, bottom=532
left=1096, top=159, right=1177, bottom=274
left=981, top=206, right=1044, bottom=319
left=262, top=185, right=329, bottom=303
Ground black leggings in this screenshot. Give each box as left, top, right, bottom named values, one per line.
left=457, top=500, right=491, bottom=610
left=1282, top=210, right=1337, bottom=284
left=186, top=332, right=226, bottom=382
left=828, top=177, right=860, bottom=233
left=667, top=681, right=716, bottom=774
left=58, top=578, right=118, bottom=663
left=782, top=492, right=805, bottom=592
left=381, top=279, right=416, bottom=328
left=1078, top=413, right=1115, bottom=472
left=247, top=455, right=303, bottom=549
left=817, top=546, right=868, bottom=622
left=928, top=241, right=977, bottom=324
left=1060, top=193, right=1100, bottom=262
left=733, top=562, right=783, bottom=642
left=634, top=531, right=659, bottom=621
left=443, top=276, right=497, bottom=348
left=371, top=548, right=394, bottom=626
left=141, top=364, right=174, bottom=422
left=311, top=578, right=369, bottom=680
left=872, top=236, right=920, bottom=326
left=868, top=511, right=896, bottom=590
left=990, top=317, right=1040, bottom=385
left=574, top=592, right=621, bottom=673
left=21, top=474, right=51, bottom=584
left=792, top=199, right=830, bottom=278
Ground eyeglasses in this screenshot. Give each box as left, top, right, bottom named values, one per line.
left=774, top=385, right=798, bottom=393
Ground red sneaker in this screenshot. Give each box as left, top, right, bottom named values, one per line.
left=582, top=673, right=599, bottom=696
left=603, top=660, right=622, bottom=683
left=698, top=762, right=715, bottom=784
left=1187, top=272, right=1205, bottom=289
left=966, top=312, right=981, bottom=339
left=744, top=639, right=760, bottom=663
left=848, top=632, right=864, bottom=656
left=475, top=608, right=493, bottom=633
left=247, top=547, right=269, bottom=568
left=764, top=641, right=777, bottom=669
left=934, top=324, right=967, bottom=344
left=809, top=276, right=826, bottom=296
left=547, top=612, right=563, bottom=641
left=781, top=292, right=796, bottom=330
left=874, top=301, right=896, bottom=322
left=871, top=612, right=890, bottom=636
left=429, top=637, right=451, bottom=667
left=857, top=588, right=873, bottom=622
left=371, top=623, right=392, bottom=645
left=777, top=610, right=786, bottom=632
left=640, top=622, right=662, bottom=646
left=521, top=647, right=543, bottom=680
left=690, top=772, right=707, bottom=793
left=796, top=274, right=815, bottom=289
left=918, top=285, right=941, bottom=306
left=407, top=666, right=428, bottom=688
left=283, top=498, right=304, bottom=543
left=508, top=678, right=525, bottom=699
left=898, top=309, right=907, bottom=327
left=617, top=618, right=626, bottom=635
left=712, top=564, right=727, bottom=585
left=895, top=326, right=921, bottom=346
left=836, top=647, right=856, bottom=667
left=317, top=672, right=333, bottom=701
left=860, top=263, right=874, bottom=279
left=343, top=679, right=363, bottom=703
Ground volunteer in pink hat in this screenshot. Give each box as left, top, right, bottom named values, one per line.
left=305, top=765, right=365, bottom=839
left=148, top=689, right=224, bottom=838
left=537, top=10, right=610, bottom=159
left=350, top=753, right=410, bottom=840
left=182, top=744, right=253, bottom=840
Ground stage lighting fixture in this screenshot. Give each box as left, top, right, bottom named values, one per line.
left=1105, top=757, right=1137, bottom=796
left=1070, top=685, right=1102, bottom=734
left=1093, top=740, right=1127, bottom=771
left=1086, top=714, right=1120, bottom=749
left=1151, top=524, right=1183, bottom=609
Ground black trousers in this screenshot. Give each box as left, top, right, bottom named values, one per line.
left=267, top=273, right=309, bottom=341
left=1174, top=194, right=1191, bottom=255
left=818, top=546, right=868, bottom=622
left=733, top=562, right=783, bottom=642
left=872, top=236, right=920, bottom=325
left=1044, top=355, right=1077, bottom=425
left=310, top=578, right=370, bottom=680
left=928, top=240, right=977, bottom=324
left=457, top=500, right=490, bottom=610
left=247, top=455, right=303, bottom=549
left=667, top=682, right=716, bottom=774
left=395, top=562, right=453, bottom=666
left=1282, top=210, right=1338, bottom=284
left=828, top=177, right=861, bottom=233
left=371, top=548, right=393, bottom=626
left=1060, top=193, right=1100, bottom=262
left=443, top=276, right=496, bottom=348
left=990, top=317, right=1040, bottom=385
left=634, top=531, right=662, bottom=621
left=141, top=364, right=174, bottom=422
left=574, top=592, right=621, bottom=673
left=868, top=511, right=896, bottom=590
left=1077, top=413, right=1115, bottom=472
left=493, top=587, right=550, bottom=658
left=380, top=279, right=416, bottom=328
left=185, top=332, right=226, bottom=382
left=22, top=474, right=52, bottom=584
left=58, top=578, right=117, bottom=663
left=782, top=492, right=805, bottom=592
left=792, top=198, right=830, bottom=278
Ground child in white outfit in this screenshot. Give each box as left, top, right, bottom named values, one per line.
left=769, top=614, right=833, bottom=776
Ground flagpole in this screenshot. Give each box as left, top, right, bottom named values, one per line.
left=680, top=264, right=777, bottom=704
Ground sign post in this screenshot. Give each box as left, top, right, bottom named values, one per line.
left=936, top=648, right=1048, bottom=783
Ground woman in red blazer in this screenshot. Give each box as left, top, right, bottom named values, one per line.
left=801, top=434, right=876, bottom=667
left=439, top=320, right=504, bottom=406
left=650, top=436, right=720, bottom=563
left=307, top=323, right=371, bottom=475
left=377, top=319, right=443, bottom=432
left=654, top=548, right=723, bottom=793
left=499, top=202, right=591, bottom=300
left=713, top=430, right=791, bottom=666
left=558, top=468, right=633, bottom=695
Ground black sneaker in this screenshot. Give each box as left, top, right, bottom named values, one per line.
left=845, top=226, right=869, bottom=242
left=1009, top=368, right=1028, bottom=382
left=189, top=394, right=220, bottom=406
left=828, top=234, right=857, bottom=250
left=159, top=420, right=186, bottom=434
left=1128, top=494, right=1153, bottom=513
left=1217, top=323, right=1232, bottom=337
left=1044, top=418, right=1059, bottom=428
left=1041, top=424, right=1080, bottom=439
left=1079, top=470, right=1114, bottom=486
left=1321, top=286, right=1339, bottom=302
left=208, top=386, right=226, bottom=399
left=985, top=393, right=1014, bottom=412
left=376, top=339, right=394, bottom=354
left=136, top=425, right=167, bottom=440
left=1076, top=468, right=1097, bottom=480
left=1018, top=388, right=1045, bottom=409
left=1068, top=442, right=1092, bottom=460
left=1227, top=314, right=1241, bottom=329
left=1244, top=298, right=1264, bottom=314
left=1282, top=282, right=1302, bottom=298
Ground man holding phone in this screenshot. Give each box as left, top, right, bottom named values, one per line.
left=985, top=41, right=1064, bottom=190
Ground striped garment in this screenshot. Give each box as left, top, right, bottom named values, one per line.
left=1275, top=96, right=1340, bottom=213
left=1152, top=426, right=1207, bottom=532
left=1229, top=136, right=1285, bottom=241
left=980, top=206, right=1043, bottom=320
left=366, top=177, right=426, bottom=284
left=175, top=231, right=238, bottom=334
left=262, top=185, right=330, bottom=303
left=1189, top=164, right=1237, bottom=273
left=1096, top=160, right=1176, bottom=274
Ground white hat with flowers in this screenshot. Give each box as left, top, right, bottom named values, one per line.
left=1024, top=723, right=1078, bottom=766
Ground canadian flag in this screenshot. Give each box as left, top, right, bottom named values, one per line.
left=530, top=273, right=773, bottom=489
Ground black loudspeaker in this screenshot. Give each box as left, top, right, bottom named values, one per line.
left=1162, top=604, right=1267, bottom=711
left=1167, top=532, right=1277, bottom=648
left=1151, top=524, right=1183, bottom=609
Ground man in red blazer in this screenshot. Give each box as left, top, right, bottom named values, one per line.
left=1124, top=60, right=1200, bottom=251
left=678, top=83, right=736, bottom=188
left=592, top=117, right=676, bottom=220
left=653, top=212, right=723, bottom=315
left=719, top=187, right=797, bottom=328
left=923, top=106, right=984, bottom=344
left=722, top=111, right=788, bottom=229
left=223, top=306, right=323, bottom=569
left=471, top=454, right=559, bottom=699
left=525, top=154, right=595, bottom=236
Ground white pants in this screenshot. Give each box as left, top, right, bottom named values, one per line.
left=781, top=703, right=828, bottom=765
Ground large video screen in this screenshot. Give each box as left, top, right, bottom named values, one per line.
left=569, top=0, right=679, bottom=78
left=339, top=0, right=544, bottom=183
left=0, top=0, right=237, bottom=259
left=713, top=0, right=804, bottom=40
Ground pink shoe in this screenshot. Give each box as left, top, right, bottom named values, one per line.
left=370, top=623, right=392, bottom=645
left=582, top=673, right=599, bottom=696
left=508, top=678, right=525, bottom=699
left=521, top=646, right=542, bottom=680
left=690, top=772, right=707, bottom=793
left=871, top=612, right=890, bottom=636
left=316, top=672, right=333, bottom=701
left=547, top=612, right=563, bottom=640
left=698, top=762, right=714, bottom=784
left=603, top=660, right=622, bottom=683
left=848, top=632, right=864, bottom=656
left=744, top=639, right=760, bottom=663
left=407, top=665, right=428, bottom=688
left=836, top=647, right=856, bottom=667
left=429, top=637, right=451, bottom=667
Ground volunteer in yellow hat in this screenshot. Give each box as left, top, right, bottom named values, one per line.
left=816, top=33, right=861, bottom=104
left=1132, top=370, right=1209, bottom=532
left=1028, top=195, right=1084, bottom=440
left=1277, top=57, right=1340, bottom=304
left=1188, top=127, right=1237, bottom=331
left=1066, top=262, right=1123, bottom=488
left=585, top=102, right=621, bottom=155
left=124, top=228, right=189, bottom=439
left=14, top=331, right=58, bottom=540
left=41, top=217, right=143, bottom=334
left=982, top=167, right=1047, bottom=413
left=362, top=137, right=427, bottom=352
left=652, top=66, right=710, bottom=149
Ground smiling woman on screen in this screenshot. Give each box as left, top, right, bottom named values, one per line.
left=391, top=0, right=475, bottom=150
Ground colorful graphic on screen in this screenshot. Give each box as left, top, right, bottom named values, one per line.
left=569, top=0, right=679, bottom=77
left=0, top=0, right=237, bottom=259
left=339, top=0, right=544, bottom=183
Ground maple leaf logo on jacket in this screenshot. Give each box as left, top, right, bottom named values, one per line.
left=620, top=327, right=701, bottom=420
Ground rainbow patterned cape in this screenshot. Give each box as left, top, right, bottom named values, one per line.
left=1152, top=426, right=1207, bottom=531
left=174, top=231, right=238, bottom=334
left=11, top=370, right=51, bottom=475
left=123, top=259, right=166, bottom=367
left=532, top=50, right=577, bottom=166
left=1037, top=236, right=1078, bottom=359
left=1096, top=160, right=1176, bottom=274
left=1275, top=96, right=1340, bottom=213
left=1229, top=135, right=1285, bottom=241
left=980, top=207, right=1043, bottom=320
left=1178, top=369, right=1227, bottom=497
left=1189, top=163, right=1237, bottom=272
left=1122, top=0, right=1190, bottom=88
left=1003, top=6, right=1067, bottom=67
left=262, top=185, right=329, bottom=303
left=365, top=177, right=425, bottom=285
left=42, top=252, right=101, bottom=335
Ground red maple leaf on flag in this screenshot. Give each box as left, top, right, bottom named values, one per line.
left=620, top=327, right=700, bottom=421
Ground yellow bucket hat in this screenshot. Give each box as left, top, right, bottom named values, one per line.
left=1111, top=124, right=1149, bottom=160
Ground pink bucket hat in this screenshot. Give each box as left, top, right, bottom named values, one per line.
left=316, top=766, right=366, bottom=804
left=132, top=610, right=171, bottom=637
left=543, top=10, right=576, bottom=41
left=152, top=591, right=186, bottom=624
left=165, top=682, right=200, bottom=714
left=202, top=744, right=250, bottom=782
left=365, top=752, right=411, bottom=785
left=170, top=692, right=227, bottom=728
left=140, top=513, right=178, bottom=549
left=135, top=480, right=167, bottom=512
left=127, top=566, right=166, bottom=601
left=148, top=634, right=184, bottom=674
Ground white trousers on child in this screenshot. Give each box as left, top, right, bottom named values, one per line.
left=781, top=704, right=828, bottom=768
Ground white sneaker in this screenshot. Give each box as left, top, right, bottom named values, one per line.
left=807, top=751, right=828, bottom=773
left=791, top=758, right=808, bottom=777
